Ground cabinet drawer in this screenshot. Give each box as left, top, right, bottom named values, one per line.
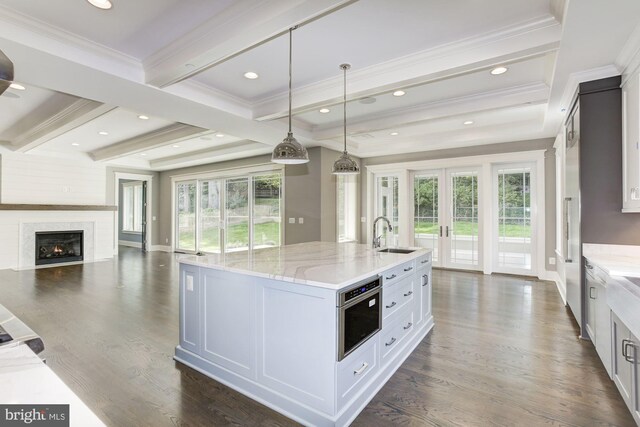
left=337, top=336, right=379, bottom=408
left=382, top=260, right=415, bottom=285
left=416, top=253, right=432, bottom=269
left=380, top=307, right=414, bottom=363
left=382, top=276, right=414, bottom=324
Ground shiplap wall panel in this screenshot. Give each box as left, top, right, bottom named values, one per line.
left=1, top=152, right=106, bottom=205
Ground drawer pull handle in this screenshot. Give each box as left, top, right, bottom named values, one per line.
left=404, top=267, right=413, bottom=272
left=386, top=301, right=396, bottom=309
left=404, top=291, right=413, bottom=297
left=623, top=339, right=635, bottom=363
left=403, top=322, right=413, bottom=330
left=422, top=274, right=429, bottom=286
left=421, top=260, right=428, bottom=264
left=589, top=287, right=596, bottom=299
left=386, top=274, right=397, bottom=280
left=586, top=263, right=594, bottom=270
left=353, top=362, right=369, bottom=376
left=385, top=337, right=396, bottom=347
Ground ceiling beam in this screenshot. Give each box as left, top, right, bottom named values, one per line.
left=253, top=16, right=561, bottom=121
left=90, top=123, right=209, bottom=161
left=143, top=0, right=358, bottom=88
left=4, top=98, right=115, bottom=153
left=312, top=82, right=550, bottom=140
left=149, top=140, right=270, bottom=170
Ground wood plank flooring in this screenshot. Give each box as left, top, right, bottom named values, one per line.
left=0, top=248, right=634, bottom=426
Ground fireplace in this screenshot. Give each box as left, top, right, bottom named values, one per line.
left=35, top=231, right=84, bottom=266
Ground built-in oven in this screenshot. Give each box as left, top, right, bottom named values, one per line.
left=337, top=275, right=382, bottom=361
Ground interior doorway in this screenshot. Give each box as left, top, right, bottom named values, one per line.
left=114, top=172, right=153, bottom=254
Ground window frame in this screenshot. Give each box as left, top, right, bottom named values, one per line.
left=122, top=181, right=143, bottom=234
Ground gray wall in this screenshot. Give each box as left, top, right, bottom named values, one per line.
left=106, top=167, right=161, bottom=245
left=580, top=79, right=640, bottom=244
left=359, top=138, right=557, bottom=272
left=117, top=179, right=142, bottom=244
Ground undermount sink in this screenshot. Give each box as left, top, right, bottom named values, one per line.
left=377, top=248, right=416, bottom=254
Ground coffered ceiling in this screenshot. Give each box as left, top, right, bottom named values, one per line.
left=0, top=0, right=639, bottom=171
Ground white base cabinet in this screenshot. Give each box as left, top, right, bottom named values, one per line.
left=585, top=262, right=612, bottom=377
left=176, top=252, right=434, bottom=427
left=612, top=311, right=640, bottom=425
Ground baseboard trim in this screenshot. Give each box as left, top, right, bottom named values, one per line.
left=118, top=240, right=142, bottom=249
left=541, top=270, right=566, bottom=304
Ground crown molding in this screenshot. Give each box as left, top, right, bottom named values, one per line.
left=557, top=64, right=620, bottom=116
left=0, top=6, right=143, bottom=81
left=9, top=99, right=115, bottom=153
left=252, top=15, right=561, bottom=120
left=90, top=123, right=209, bottom=161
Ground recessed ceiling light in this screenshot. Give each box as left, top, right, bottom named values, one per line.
left=244, top=72, right=259, bottom=80
left=87, top=0, right=112, bottom=10
left=9, top=83, right=25, bottom=90
left=172, top=145, right=180, bottom=148
left=215, top=133, right=224, bottom=138
left=490, top=66, right=508, bottom=75
left=138, top=115, right=149, bottom=120
left=463, top=120, right=474, bottom=125
left=390, top=132, right=399, bottom=136
left=140, top=153, right=147, bottom=156
left=98, top=131, right=109, bottom=136
left=71, top=143, right=80, bottom=146
left=392, top=90, right=405, bottom=97
left=319, top=108, right=330, bottom=114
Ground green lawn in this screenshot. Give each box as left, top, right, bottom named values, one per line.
left=414, top=221, right=531, bottom=238
left=178, top=221, right=280, bottom=251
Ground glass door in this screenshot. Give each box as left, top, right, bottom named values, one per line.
left=446, top=169, right=481, bottom=270
left=375, top=176, right=399, bottom=247
left=493, top=164, right=535, bottom=275
left=253, top=174, right=282, bottom=249
left=199, top=179, right=222, bottom=253
left=414, top=172, right=442, bottom=266
left=176, top=181, right=197, bottom=253
left=225, top=177, right=250, bottom=252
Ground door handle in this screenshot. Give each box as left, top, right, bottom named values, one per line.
left=422, top=274, right=429, bottom=286
left=353, top=362, right=368, bottom=376
left=564, top=197, right=573, bottom=263
left=385, top=301, right=396, bottom=309
left=445, top=226, right=449, bottom=237
left=439, top=226, right=443, bottom=237
left=589, top=287, right=596, bottom=299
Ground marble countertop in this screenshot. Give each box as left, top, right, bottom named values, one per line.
left=0, top=343, right=105, bottom=426
left=583, top=243, right=640, bottom=277
left=178, top=241, right=430, bottom=289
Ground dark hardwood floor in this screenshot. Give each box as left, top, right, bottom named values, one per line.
left=0, top=248, right=634, bottom=426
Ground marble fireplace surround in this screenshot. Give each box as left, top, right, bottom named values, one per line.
left=19, top=222, right=95, bottom=270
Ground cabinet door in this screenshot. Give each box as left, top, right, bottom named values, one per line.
left=593, top=281, right=612, bottom=377
left=623, top=73, right=640, bottom=212
left=631, top=332, right=640, bottom=425
left=612, top=312, right=633, bottom=405
left=179, top=264, right=200, bottom=353
left=420, top=269, right=432, bottom=322
left=585, top=275, right=597, bottom=343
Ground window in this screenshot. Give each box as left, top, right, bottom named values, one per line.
left=337, top=175, right=357, bottom=242
left=174, top=171, right=283, bottom=254
left=375, top=175, right=399, bottom=246
left=122, top=181, right=143, bottom=233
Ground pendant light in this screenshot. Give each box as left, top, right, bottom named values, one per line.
left=332, top=63, right=360, bottom=175
left=271, top=27, right=309, bottom=164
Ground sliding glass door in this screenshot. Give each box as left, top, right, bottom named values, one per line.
left=414, top=173, right=441, bottom=265
left=375, top=176, right=399, bottom=247
left=175, top=172, right=283, bottom=254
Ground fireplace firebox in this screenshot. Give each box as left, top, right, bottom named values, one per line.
left=35, top=231, right=84, bottom=266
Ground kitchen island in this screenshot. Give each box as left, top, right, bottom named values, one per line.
left=174, top=241, right=433, bottom=427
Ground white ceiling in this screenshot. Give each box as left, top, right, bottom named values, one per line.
left=0, top=0, right=639, bottom=171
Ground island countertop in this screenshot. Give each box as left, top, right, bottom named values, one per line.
left=178, top=241, right=430, bottom=289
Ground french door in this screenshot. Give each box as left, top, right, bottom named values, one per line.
left=413, top=168, right=482, bottom=270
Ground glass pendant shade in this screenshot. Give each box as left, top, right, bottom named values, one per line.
left=333, top=63, right=360, bottom=175
left=272, top=27, right=309, bottom=165
left=272, top=132, right=309, bottom=164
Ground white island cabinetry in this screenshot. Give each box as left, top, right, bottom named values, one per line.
left=175, top=242, right=433, bottom=427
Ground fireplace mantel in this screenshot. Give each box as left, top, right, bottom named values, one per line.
left=0, top=204, right=117, bottom=211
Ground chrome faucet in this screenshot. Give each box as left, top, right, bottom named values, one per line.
left=372, top=216, right=393, bottom=248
